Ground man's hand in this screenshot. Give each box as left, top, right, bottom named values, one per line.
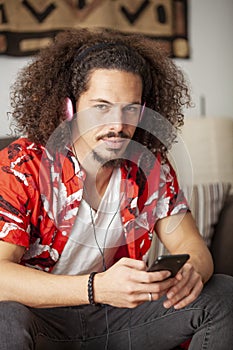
left=163, top=262, right=204, bottom=309
left=94, top=257, right=177, bottom=308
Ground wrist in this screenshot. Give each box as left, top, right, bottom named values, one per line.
left=92, top=272, right=104, bottom=305
left=87, top=272, right=98, bottom=305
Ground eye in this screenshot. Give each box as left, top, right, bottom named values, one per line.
left=123, top=104, right=141, bottom=114
left=94, top=104, right=109, bottom=111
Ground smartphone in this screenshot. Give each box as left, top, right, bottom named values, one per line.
left=147, top=254, right=190, bottom=277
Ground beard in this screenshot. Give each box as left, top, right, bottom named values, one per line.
left=92, top=131, right=131, bottom=168
left=92, top=149, right=125, bottom=168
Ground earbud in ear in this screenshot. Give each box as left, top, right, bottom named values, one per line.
left=64, top=97, right=74, bottom=121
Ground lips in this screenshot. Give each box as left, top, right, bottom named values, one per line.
left=102, top=137, right=128, bottom=149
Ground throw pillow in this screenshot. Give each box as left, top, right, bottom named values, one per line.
left=153, top=182, right=231, bottom=255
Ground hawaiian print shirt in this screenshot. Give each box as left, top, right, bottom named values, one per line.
left=0, top=138, right=189, bottom=272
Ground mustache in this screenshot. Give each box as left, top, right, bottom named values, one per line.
left=96, top=131, right=130, bottom=141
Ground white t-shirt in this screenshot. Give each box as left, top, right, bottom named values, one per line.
left=52, top=169, right=124, bottom=275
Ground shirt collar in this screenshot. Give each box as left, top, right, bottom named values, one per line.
left=62, top=147, right=86, bottom=183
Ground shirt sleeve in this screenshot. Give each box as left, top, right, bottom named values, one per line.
left=155, top=158, right=190, bottom=220
left=0, top=145, right=33, bottom=248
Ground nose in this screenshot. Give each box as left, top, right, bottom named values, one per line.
left=109, top=105, right=124, bottom=132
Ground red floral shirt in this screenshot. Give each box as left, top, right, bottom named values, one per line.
left=0, top=138, right=188, bottom=272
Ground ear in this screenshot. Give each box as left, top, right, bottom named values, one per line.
left=64, top=97, right=74, bottom=121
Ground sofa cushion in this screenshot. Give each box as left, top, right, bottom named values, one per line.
left=151, top=182, right=231, bottom=257
left=210, top=194, right=233, bottom=276
left=184, top=182, right=231, bottom=247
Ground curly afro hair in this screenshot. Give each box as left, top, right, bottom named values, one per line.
left=10, top=27, right=191, bottom=159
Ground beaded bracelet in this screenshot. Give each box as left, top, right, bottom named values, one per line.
left=88, top=271, right=97, bottom=305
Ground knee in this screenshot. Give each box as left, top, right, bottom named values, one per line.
left=0, top=301, right=33, bottom=333
left=202, top=274, right=233, bottom=311
left=0, top=300, right=31, bottom=321
left=205, top=274, right=233, bottom=294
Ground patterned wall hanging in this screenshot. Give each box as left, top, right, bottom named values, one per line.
left=0, top=0, right=189, bottom=58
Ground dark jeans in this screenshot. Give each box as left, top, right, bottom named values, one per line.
left=0, top=274, right=232, bottom=350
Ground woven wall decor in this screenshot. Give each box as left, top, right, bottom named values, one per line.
left=0, top=0, right=189, bottom=58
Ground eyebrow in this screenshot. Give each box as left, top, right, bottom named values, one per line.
left=90, top=99, right=112, bottom=104
left=90, top=98, right=141, bottom=105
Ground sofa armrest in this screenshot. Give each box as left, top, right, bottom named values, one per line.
left=210, top=194, right=233, bottom=276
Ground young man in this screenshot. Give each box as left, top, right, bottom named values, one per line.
left=0, top=28, right=232, bottom=349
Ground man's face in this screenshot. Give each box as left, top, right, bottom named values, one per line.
left=73, top=69, right=143, bottom=167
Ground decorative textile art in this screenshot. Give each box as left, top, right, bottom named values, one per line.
left=0, top=0, right=189, bottom=58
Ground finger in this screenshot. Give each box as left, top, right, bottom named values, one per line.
left=137, top=291, right=165, bottom=303
left=166, top=266, right=194, bottom=298
left=133, top=277, right=176, bottom=296
left=119, top=257, right=147, bottom=270
left=163, top=275, right=194, bottom=307
left=166, top=277, right=187, bottom=299
left=147, top=270, right=172, bottom=281
left=147, top=290, right=168, bottom=301
left=164, top=275, right=203, bottom=309
left=173, top=279, right=203, bottom=309
left=130, top=279, right=175, bottom=301
left=125, top=268, right=172, bottom=286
